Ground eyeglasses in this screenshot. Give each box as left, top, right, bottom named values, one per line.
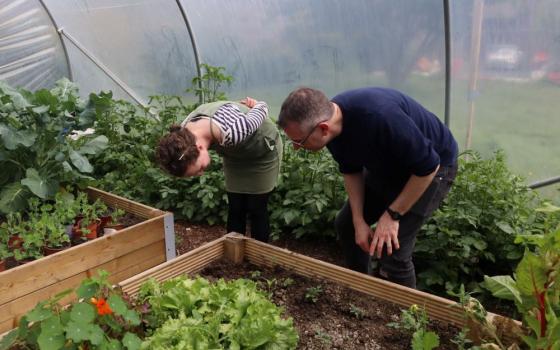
left=289, top=119, right=328, bottom=147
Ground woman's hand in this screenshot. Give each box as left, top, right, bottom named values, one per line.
left=241, top=97, right=258, bottom=108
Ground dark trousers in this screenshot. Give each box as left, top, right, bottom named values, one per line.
left=226, top=192, right=271, bottom=242
left=335, top=164, right=457, bottom=288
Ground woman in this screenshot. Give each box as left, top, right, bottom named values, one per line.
left=156, top=97, right=282, bottom=242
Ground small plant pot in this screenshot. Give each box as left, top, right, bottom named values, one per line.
left=103, top=223, right=125, bottom=235
left=43, top=243, right=71, bottom=256
left=0, top=259, right=6, bottom=272
left=72, top=220, right=100, bottom=242
left=8, top=235, right=23, bottom=251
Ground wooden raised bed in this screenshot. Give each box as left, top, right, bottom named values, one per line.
left=120, top=233, right=521, bottom=346
left=0, top=187, right=175, bottom=334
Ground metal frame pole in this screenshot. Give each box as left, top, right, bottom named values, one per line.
left=37, top=0, right=73, bottom=81
left=443, top=0, right=451, bottom=127
left=176, top=0, right=203, bottom=104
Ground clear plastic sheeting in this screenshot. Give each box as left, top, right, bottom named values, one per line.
left=42, top=0, right=198, bottom=102
left=181, top=0, right=446, bottom=117
left=0, top=0, right=69, bottom=90
left=449, top=0, right=560, bottom=188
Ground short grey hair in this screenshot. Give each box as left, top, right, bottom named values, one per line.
left=278, top=87, right=333, bottom=129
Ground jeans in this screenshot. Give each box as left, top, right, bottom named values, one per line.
left=335, top=164, right=457, bottom=288
left=226, top=192, right=271, bottom=242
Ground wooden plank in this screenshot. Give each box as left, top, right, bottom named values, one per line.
left=87, top=187, right=165, bottom=219
left=0, top=217, right=165, bottom=306
left=224, top=233, right=245, bottom=264
left=0, top=243, right=165, bottom=334
left=120, top=238, right=225, bottom=296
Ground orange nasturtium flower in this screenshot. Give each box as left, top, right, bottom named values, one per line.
left=90, top=297, right=113, bottom=316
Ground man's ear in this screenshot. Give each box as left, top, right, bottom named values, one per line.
left=318, top=122, right=330, bottom=135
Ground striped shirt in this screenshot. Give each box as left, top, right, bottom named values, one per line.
left=190, top=102, right=268, bottom=147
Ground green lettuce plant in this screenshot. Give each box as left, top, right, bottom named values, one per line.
left=137, top=276, right=299, bottom=349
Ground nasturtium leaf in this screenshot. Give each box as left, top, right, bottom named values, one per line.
left=107, top=295, right=128, bottom=315
left=69, top=150, right=93, bottom=173
left=99, top=338, right=122, bottom=350
left=40, top=317, right=63, bottom=336
left=26, top=304, right=54, bottom=323
left=64, top=320, right=90, bottom=343
left=21, top=168, right=58, bottom=199
left=88, top=324, right=105, bottom=345
left=122, top=332, right=142, bottom=350
left=124, top=310, right=141, bottom=326
left=37, top=331, right=65, bottom=350
left=70, top=302, right=96, bottom=323
left=76, top=283, right=97, bottom=300
left=0, top=329, right=18, bottom=349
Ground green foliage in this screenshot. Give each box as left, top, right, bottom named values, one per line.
left=188, top=63, right=233, bottom=103
left=0, top=79, right=109, bottom=214
left=0, top=270, right=144, bottom=350
left=415, top=151, right=560, bottom=293
left=349, top=304, right=365, bottom=319
left=482, top=228, right=560, bottom=349
left=387, top=304, right=440, bottom=350
left=304, top=285, right=323, bottom=303
left=137, top=276, right=298, bottom=349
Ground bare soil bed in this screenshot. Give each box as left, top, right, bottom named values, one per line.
left=175, top=220, right=461, bottom=349
left=198, top=259, right=459, bottom=349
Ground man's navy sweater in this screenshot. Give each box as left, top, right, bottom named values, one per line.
left=328, top=87, right=458, bottom=185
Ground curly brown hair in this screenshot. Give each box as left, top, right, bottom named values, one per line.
left=155, top=124, right=199, bottom=177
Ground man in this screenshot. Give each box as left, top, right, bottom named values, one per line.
left=278, top=87, right=458, bottom=288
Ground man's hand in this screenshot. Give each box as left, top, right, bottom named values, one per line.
left=370, top=212, right=400, bottom=258
left=354, top=219, right=374, bottom=253
left=240, top=97, right=258, bottom=108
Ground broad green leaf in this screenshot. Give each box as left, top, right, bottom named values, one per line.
left=107, top=295, right=128, bottom=315
left=79, top=135, right=108, bottom=155
left=21, top=168, right=58, bottom=199
left=496, top=222, right=514, bottom=234
left=40, top=317, right=63, bottom=336
left=0, top=182, right=29, bottom=213
left=88, top=324, right=105, bottom=345
left=25, top=304, right=53, bottom=323
left=99, top=339, right=122, bottom=350
left=37, top=331, right=65, bottom=350
left=70, top=302, right=96, bottom=323
left=516, top=252, right=548, bottom=296
left=64, top=320, right=91, bottom=343
left=76, top=283, right=97, bottom=299
left=0, top=124, right=36, bottom=150
left=69, top=150, right=93, bottom=173
left=122, top=332, right=142, bottom=350
left=482, top=275, right=521, bottom=303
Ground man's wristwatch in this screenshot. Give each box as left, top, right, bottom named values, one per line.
left=386, top=207, right=404, bottom=221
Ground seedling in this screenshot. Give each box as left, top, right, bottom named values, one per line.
left=304, top=285, right=323, bottom=303
left=387, top=304, right=440, bottom=350
left=349, top=304, right=365, bottom=319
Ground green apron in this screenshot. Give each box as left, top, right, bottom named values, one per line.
left=182, top=101, right=282, bottom=194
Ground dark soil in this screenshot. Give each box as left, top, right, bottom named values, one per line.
left=175, top=220, right=461, bottom=349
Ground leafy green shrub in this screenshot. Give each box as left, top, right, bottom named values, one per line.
left=0, top=79, right=108, bottom=214
left=415, top=151, right=560, bottom=293
left=138, top=276, right=298, bottom=349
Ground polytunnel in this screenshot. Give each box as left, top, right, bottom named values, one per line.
left=1, top=0, right=559, bottom=197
